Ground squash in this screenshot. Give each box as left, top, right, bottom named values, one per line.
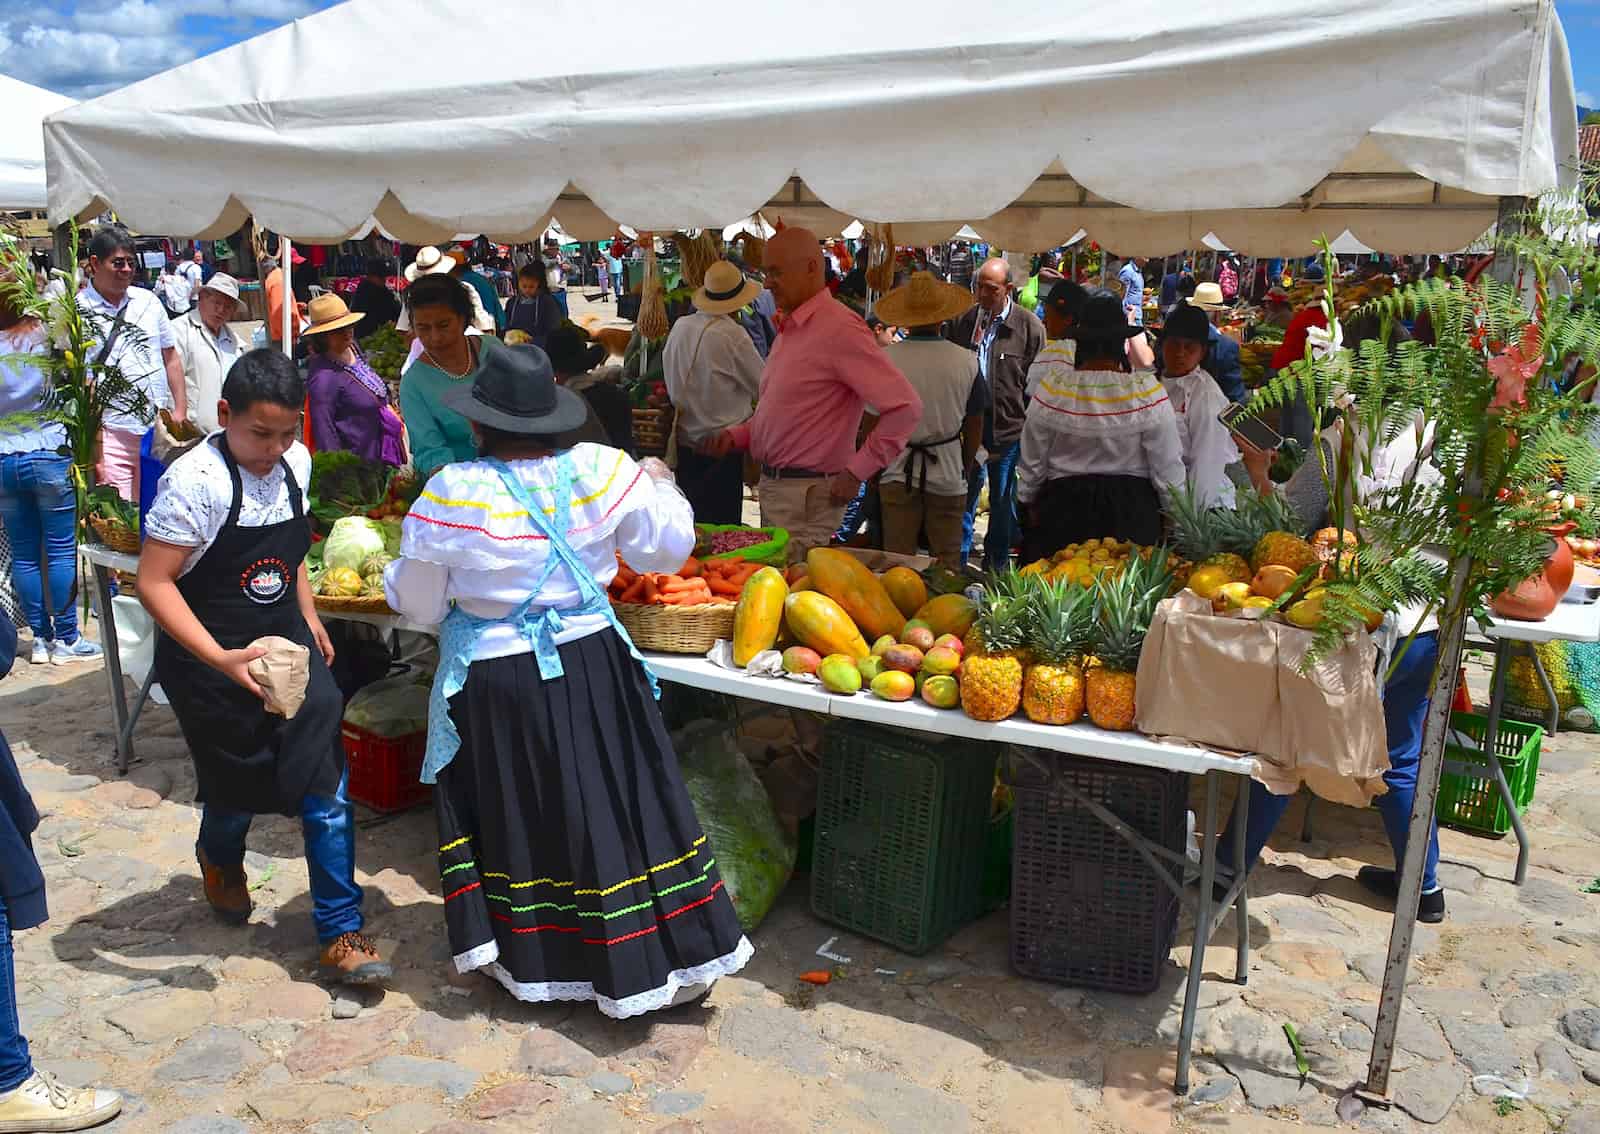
left=912, top=593, right=978, bottom=639
left=732, top=567, right=789, bottom=666
left=880, top=566, right=928, bottom=619
left=805, top=548, right=905, bottom=642
left=783, top=592, right=870, bottom=659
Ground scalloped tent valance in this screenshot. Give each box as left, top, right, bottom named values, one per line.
left=44, top=0, right=1576, bottom=256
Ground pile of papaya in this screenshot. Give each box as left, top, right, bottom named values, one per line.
left=607, top=554, right=758, bottom=607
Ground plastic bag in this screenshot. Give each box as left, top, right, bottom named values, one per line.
left=342, top=671, right=430, bottom=737
left=676, top=719, right=795, bottom=932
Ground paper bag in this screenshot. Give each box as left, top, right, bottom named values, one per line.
left=247, top=635, right=310, bottom=719
left=1136, top=591, right=1388, bottom=806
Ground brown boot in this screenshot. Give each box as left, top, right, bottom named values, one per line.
left=196, top=846, right=251, bottom=925
left=318, top=931, right=392, bottom=985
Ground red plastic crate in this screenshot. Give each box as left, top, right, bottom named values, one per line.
left=342, top=722, right=430, bottom=813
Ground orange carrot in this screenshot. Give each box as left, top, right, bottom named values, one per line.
left=615, top=562, right=639, bottom=585
left=618, top=578, right=647, bottom=604
left=798, top=970, right=832, bottom=985
left=678, top=556, right=702, bottom=578
left=640, top=575, right=659, bottom=603
left=659, top=576, right=700, bottom=593
left=707, top=577, right=742, bottom=597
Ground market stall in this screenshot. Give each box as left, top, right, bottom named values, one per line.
left=0, top=74, right=73, bottom=212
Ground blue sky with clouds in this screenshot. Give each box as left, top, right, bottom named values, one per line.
left=5, top=2, right=1598, bottom=106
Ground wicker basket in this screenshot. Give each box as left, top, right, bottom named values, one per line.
left=88, top=515, right=141, bottom=555
left=613, top=599, right=734, bottom=654
left=313, top=593, right=397, bottom=616
left=632, top=407, right=675, bottom=459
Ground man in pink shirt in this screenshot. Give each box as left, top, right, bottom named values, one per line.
left=706, top=228, right=921, bottom=561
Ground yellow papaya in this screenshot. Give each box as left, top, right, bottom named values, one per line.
left=805, top=548, right=905, bottom=642
left=783, top=592, right=870, bottom=659
left=732, top=567, right=788, bottom=667
left=912, top=593, right=978, bottom=639
left=880, top=566, right=928, bottom=619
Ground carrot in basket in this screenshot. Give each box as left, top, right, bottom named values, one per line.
left=707, top=577, right=743, bottom=597
left=618, top=577, right=647, bottom=604
left=640, top=574, right=660, bottom=603
left=658, top=575, right=700, bottom=593
left=614, top=560, right=639, bottom=585
left=678, top=556, right=702, bottom=578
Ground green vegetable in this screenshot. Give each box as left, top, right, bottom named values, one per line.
left=1283, top=1022, right=1310, bottom=1082
left=86, top=485, right=138, bottom=529
left=309, top=450, right=392, bottom=525
left=323, top=516, right=389, bottom=573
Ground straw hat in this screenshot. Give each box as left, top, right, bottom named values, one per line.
left=692, top=260, right=762, bottom=315
left=302, top=293, right=364, bottom=336
left=1187, top=282, right=1228, bottom=311
left=404, top=246, right=457, bottom=283
left=873, top=271, right=972, bottom=328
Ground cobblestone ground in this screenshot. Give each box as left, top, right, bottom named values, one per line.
left=2, top=643, right=1599, bottom=1133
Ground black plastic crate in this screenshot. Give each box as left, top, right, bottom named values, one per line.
left=1004, top=751, right=1187, bottom=994
left=810, top=720, right=994, bottom=955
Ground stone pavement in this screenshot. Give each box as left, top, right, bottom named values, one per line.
left=2, top=647, right=1599, bottom=1133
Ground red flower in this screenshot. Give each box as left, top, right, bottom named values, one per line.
left=1487, top=325, right=1542, bottom=412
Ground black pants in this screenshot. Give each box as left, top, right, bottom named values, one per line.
left=1019, top=474, right=1163, bottom=564
left=675, top=445, right=745, bottom=525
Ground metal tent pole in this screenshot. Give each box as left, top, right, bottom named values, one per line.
left=281, top=236, right=294, bottom=358
left=1361, top=194, right=1526, bottom=1102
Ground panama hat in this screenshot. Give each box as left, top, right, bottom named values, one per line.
left=199, top=272, right=241, bottom=306
left=692, top=260, right=763, bottom=315
left=302, top=293, right=364, bottom=336
left=1187, top=282, right=1228, bottom=311
left=441, top=342, right=590, bottom=435
left=872, top=271, right=972, bottom=328
left=404, top=246, right=457, bottom=283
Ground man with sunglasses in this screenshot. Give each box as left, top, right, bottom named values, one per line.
left=79, top=227, right=187, bottom=501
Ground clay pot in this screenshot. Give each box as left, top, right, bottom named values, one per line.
left=1491, top=523, right=1574, bottom=621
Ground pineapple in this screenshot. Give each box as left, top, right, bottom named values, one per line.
left=960, top=578, right=1029, bottom=722
left=1084, top=550, right=1174, bottom=732
left=1022, top=579, right=1094, bottom=725
left=1167, top=484, right=1251, bottom=582
left=1251, top=531, right=1318, bottom=574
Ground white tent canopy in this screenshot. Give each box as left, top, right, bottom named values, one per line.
left=2, top=75, right=73, bottom=211
left=45, top=0, right=1575, bottom=256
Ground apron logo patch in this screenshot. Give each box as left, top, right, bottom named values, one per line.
left=241, top=558, right=291, bottom=604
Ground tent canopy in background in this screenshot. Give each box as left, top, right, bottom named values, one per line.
left=1, top=75, right=74, bottom=211
left=44, top=0, right=1576, bottom=256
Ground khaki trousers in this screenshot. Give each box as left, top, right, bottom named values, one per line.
left=879, top=480, right=967, bottom=569
left=757, top=476, right=845, bottom=564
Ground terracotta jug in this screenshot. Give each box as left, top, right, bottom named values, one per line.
left=1491, top=523, right=1574, bottom=621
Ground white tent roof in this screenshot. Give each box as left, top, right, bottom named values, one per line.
left=2, top=75, right=73, bottom=211
left=44, top=0, right=1576, bottom=255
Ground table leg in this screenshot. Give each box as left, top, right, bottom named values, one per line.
left=91, top=562, right=134, bottom=774
left=1176, top=769, right=1220, bottom=1096
left=1482, top=640, right=1531, bottom=885
left=1525, top=644, right=1560, bottom=736
left=1232, top=777, right=1250, bottom=985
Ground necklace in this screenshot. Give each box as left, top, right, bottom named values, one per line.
left=423, top=339, right=475, bottom=379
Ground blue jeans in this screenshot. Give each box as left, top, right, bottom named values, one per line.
left=197, top=769, right=364, bottom=943
left=0, top=896, right=32, bottom=1093
left=0, top=451, right=79, bottom=644
left=1221, top=631, right=1442, bottom=893
left=611, top=271, right=624, bottom=298
left=962, top=442, right=1021, bottom=571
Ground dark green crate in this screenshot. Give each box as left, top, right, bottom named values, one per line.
left=981, top=806, right=1014, bottom=912
left=1437, top=712, right=1543, bottom=836
left=810, top=720, right=994, bottom=954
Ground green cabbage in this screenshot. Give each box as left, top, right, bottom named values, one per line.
left=323, top=517, right=389, bottom=573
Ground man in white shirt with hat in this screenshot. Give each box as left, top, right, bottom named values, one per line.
left=171, top=273, right=244, bottom=434
left=1184, top=281, right=1245, bottom=403
left=662, top=261, right=764, bottom=523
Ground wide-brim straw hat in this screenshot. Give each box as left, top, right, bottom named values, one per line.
left=692, top=260, right=763, bottom=315
left=404, top=245, right=456, bottom=283
left=303, top=293, right=364, bottom=336
left=440, top=342, right=590, bottom=435
left=1187, top=282, right=1228, bottom=311
left=873, top=271, right=972, bottom=328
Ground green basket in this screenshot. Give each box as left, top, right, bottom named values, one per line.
left=981, top=806, right=1014, bottom=912
left=810, top=720, right=994, bottom=954
left=696, top=524, right=790, bottom=567
left=1437, top=712, right=1543, bottom=836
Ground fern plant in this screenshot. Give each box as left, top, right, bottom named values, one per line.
left=1246, top=197, right=1600, bottom=673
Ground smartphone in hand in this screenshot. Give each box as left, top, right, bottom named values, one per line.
left=1219, top=403, right=1283, bottom=453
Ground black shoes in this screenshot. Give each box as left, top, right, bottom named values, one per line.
left=1357, top=866, right=1446, bottom=923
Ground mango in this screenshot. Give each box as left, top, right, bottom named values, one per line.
left=1187, top=564, right=1233, bottom=601
left=870, top=670, right=916, bottom=701
left=933, top=633, right=965, bottom=658
left=1241, top=596, right=1275, bottom=612
left=922, top=646, right=961, bottom=676
left=921, top=674, right=960, bottom=709
left=856, top=655, right=886, bottom=682
left=781, top=646, right=822, bottom=675
left=818, top=654, right=863, bottom=694
left=882, top=644, right=925, bottom=674
left=871, top=634, right=897, bottom=657
left=1214, top=581, right=1253, bottom=612
left=902, top=625, right=936, bottom=651
left=1285, top=589, right=1328, bottom=630
left=1251, top=564, right=1300, bottom=601
left=881, top=565, right=928, bottom=618
left=910, top=595, right=978, bottom=639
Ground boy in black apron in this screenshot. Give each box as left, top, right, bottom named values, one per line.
left=137, top=349, right=389, bottom=985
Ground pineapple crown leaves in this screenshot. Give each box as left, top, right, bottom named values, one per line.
left=1090, top=548, right=1174, bottom=672
left=975, top=570, right=1031, bottom=652
left=1027, top=577, right=1096, bottom=665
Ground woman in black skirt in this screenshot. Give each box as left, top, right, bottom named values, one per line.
left=1015, top=287, right=1187, bottom=562
left=384, top=343, right=751, bottom=1017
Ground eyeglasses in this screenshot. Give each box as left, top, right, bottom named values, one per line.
left=101, top=258, right=136, bottom=268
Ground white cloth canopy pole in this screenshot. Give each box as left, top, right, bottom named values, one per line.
left=281, top=237, right=293, bottom=358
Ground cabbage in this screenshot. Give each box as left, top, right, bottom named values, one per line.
left=323, top=517, right=389, bottom=573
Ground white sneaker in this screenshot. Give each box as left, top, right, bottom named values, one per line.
left=0, top=1069, right=121, bottom=1132
left=49, top=639, right=103, bottom=666
left=29, top=640, right=50, bottom=666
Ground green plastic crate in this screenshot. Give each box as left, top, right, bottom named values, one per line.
left=1437, top=712, right=1543, bottom=836
left=695, top=524, right=790, bottom=566
left=981, top=806, right=1014, bottom=912
left=811, top=720, right=994, bottom=954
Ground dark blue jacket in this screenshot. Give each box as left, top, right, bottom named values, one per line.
left=0, top=619, right=45, bottom=930
left=1207, top=326, right=1245, bottom=404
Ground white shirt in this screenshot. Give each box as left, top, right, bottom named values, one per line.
left=1163, top=367, right=1240, bottom=509
left=1026, top=339, right=1073, bottom=398
left=661, top=311, right=763, bottom=444
left=144, top=436, right=311, bottom=576
left=384, top=447, right=695, bottom=661
left=171, top=310, right=241, bottom=435
left=168, top=260, right=202, bottom=311
left=79, top=284, right=176, bottom=431
left=880, top=337, right=983, bottom=497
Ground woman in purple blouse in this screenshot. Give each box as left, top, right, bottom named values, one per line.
left=303, top=294, right=406, bottom=467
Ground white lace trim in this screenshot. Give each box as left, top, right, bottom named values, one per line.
left=455, top=936, right=754, bottom=1020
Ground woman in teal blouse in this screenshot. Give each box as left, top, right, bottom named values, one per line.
left=399, top=274, right=504, bottom=477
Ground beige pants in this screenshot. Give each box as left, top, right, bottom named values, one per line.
left=757, top=476, right=846, bottom=564
left=879, top=481, right=967, bottom=569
